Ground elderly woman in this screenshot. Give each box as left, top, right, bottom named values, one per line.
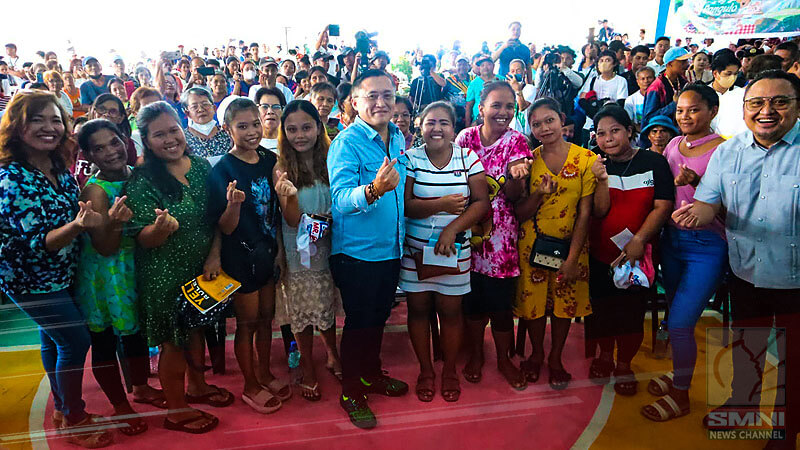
left=0, top=91, right=113, bottom=447
left=181, top=87, right=233, bottom=164
left=43, top=70, right=74, bottom=117
left=209, top=72, right=229, bottom=108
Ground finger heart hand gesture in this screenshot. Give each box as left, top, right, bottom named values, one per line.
left=226, top=180, right=246, bottom=204
left=509, top=158, right=533, bottom=180
left=591, top=156, right=608, bottom=181
left=275, top=171, right=298, bottom=197
left=108, top=196, right=133, bottom=224
left=76, top=201, right=104, bottom=229
left=536, top=173, right=558, bottom=195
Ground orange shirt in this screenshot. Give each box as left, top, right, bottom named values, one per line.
left=65, top=88, right=86, bottom=118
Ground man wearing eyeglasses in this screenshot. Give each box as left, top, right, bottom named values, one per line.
left=672, top=70, right=800, bottom=447
left=327, top=69, right=409, bottom=430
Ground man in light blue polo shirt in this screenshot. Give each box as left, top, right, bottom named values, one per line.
left=327, top=69, right=408, bottom=429
left=673, top=70, right=800, bottom=445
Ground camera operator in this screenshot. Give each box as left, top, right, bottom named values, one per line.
left=408, top=54, right=445, bottom=115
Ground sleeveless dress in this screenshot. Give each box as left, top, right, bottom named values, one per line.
left=279, top=181, right=341, bottom=333
left=75, top=173, right=139, bottom=335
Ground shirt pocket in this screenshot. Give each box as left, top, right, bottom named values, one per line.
left=359, top=161, right=382, bottom=185
left=770, top=176, right=800, bottom=236
left=720, top=173, right=751, bottom=231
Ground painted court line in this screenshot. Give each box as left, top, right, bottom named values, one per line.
left=571, top=383, right=616, bottom=449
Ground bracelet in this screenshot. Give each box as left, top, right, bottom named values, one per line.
left=367, top=182, right=380, bottom=201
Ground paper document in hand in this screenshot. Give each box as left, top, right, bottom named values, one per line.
left=422, top=245, right=459, bottom=268
left=181, top=271, right=241, bottom=315
left=610, top=228, right=635, bottom=251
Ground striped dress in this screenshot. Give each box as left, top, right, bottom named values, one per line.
left=399, top=144, right=485, bottom=296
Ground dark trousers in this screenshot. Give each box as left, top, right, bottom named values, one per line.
left=89, top=328, right=149, bottom=406
left=728, top=275, right=800, bottom=440
left=330, top=254, right=400, bottom=397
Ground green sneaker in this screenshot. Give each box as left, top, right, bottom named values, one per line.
left=361, top=374, right=409, bottom=397
left=340, top=394, right=377, bottom=429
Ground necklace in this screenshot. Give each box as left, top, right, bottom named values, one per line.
left=684, top=133, right=719, bottom=148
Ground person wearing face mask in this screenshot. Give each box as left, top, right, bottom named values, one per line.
left=79, top=56, right=111, bottom=106
left=578, top=50, right=629, bottom=145
left=709, top=49, right=747, bottom=139
left=231, top=60, right=259, bottom=97
left=181, top=87, right=232, bottom=165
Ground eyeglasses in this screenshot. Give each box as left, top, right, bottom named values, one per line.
left=743, top=95, right=798, bottom=112
left=95, top=107, right=121, bottom=118
left=258, top=103, right=283, bottom=111
left=357, top=92, right=395, bottom=103
left=188, top=102, right=213, bottom=112
left=392, top=112, right=411, bottom=120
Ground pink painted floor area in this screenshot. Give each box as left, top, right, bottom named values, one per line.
left=41, top=308, right=602, bottom=449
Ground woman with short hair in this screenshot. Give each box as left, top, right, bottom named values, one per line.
left=181, top=87, right=232, bottom=163
left=43, top=70, right=74, bottom=117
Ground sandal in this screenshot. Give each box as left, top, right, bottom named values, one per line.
left=53, top=410, right=64, bottom=429
left=498, top=362, right=527, bottom=391
left=133, top=391, right=168, bottom=409
left=326, top=363, right=343, bottom=382
left=298, top=383, right=322, bottom=402
left=647, top=372, right=674, bottom=396
left=613, top=369, right=638, bottom=396
left=519, top=359, right=543, bottom=383
left=641, top=394, right=690, bottom=422
left=115, top=414, right=148, bottom=436
left=163, top=410, right=219, bottom=434
left=185, top=384, right=234, bottom=407
left=415, top=373, right=436, bottom=403
left=462, top=364, right=482, bottom=384
left=262, top=378, right=292, bottom=402
left=548, top=366, right=572, bottom=391
left=441, top=374, right=461, bottom=402
left=63, top=414, right=114, bottom=448
left=242, top=389, right=282, bottom=414
left=588, top=358, right=615, bottom=384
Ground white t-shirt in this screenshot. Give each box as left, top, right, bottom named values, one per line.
left=647, top=60, right=666, bottom=75
left=624, top=91, right=645, bottom=127
left=247, top=82, right=294, bottom=104
left=510, top=84, right=538, bottom=135
left=260, top=138, right=278, bottom=154
left=711, top=87, right=748, bottom=139
left=55, top=91, right=73, bottom=117
left=579, top=75, right=629, bottom=130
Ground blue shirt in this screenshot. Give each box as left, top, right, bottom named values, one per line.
left=694, top=121, right=800, bottom=289
left=498, top=41, right=531, bottom=77
left=328, top=116, right=406, bottom=261
left=79, top=76, right=111, bottom=105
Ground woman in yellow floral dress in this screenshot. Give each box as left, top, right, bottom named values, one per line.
left=513, top=98, right=597, bottom=390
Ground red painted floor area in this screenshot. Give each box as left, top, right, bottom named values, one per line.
left=42, top=306, right=602, bottom=449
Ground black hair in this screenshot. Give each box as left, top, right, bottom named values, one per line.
left=710, top=49, right=741, bottom=72
left=28, top=82, right=48, bottom=90
left=336, top=82, right=352, bottom=110
left=308, top=66, right=328, bottom=80
left=746, top=55, right=785, bottom=80
left=608, top=41, right=627, bottom=54
left=254, top=87, right=287, bottom=106
left=529, top=97, right=564, bottom=116
left=73, top=115, right=90, bottom=128
left=132, top=101, right=186, bottom=202
left=680, top=82, right=720, bottom=109
left=77, top=118, right=125, bottom=155
left=419, top=101, right=456, bottom=125
left=310, top=82, right=338, bottom=100
left=294, top=70, right=308, bottom=81
left=776, top=41, right=799, bottom=63
left=394, top=96, right=413, bottom=114
left=281, top=59, right=296, bottom=69
left=745, top=69, right=800, bottom=98
left=630, top=45, right=650, bottom=58
left=207, top=59, right=220, bottom=68
left=479, top=81, right=515, bottom=105
left=298, top=55, right=311, bottom=65
left=655, top=36, right=670, bottom=45
left=597, top=49, right=619, bottom=67
left=249, top=42, right=259, bottom=48
left=4, top=43, right=16, bottom=50
left=593, top=104, right=638, bottom=140
left=92, top=93, right=131, bottom=138
left=352, top=68, right=395, bottom=93
left=223, top=97, right=259, bottom=126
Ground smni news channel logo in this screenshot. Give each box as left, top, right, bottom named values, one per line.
left=706, top=326, right=786, bottom=441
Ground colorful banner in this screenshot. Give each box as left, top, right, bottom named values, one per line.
left=666, top=0, right=800, bottom=37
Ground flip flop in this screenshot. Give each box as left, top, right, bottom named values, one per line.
left=185, top=384, right=234, bottom=407
left=241, top=389, right=282, bottom=414
left=133, top=392, right=168, bottom=409
left=647, top=372, right=674, bottom=396
left=262, top=378, right=292, bottom=402
left=63, top=414, right=114, bottom=447
left=116, top=415, right=148, bottom=436
left=298, top=383, right=322, bottom=402
left=498, top=363, right=528, bottom=391
left=441, top=375, right=461, bottom=402
left=163, top=411, right=218, bottom=434
left=326, top=365, right=343, bottom=382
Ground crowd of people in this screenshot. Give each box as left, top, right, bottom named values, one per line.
left=1, top=20, right=800, bottom=449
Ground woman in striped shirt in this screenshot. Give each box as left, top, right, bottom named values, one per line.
left=400, top=101, right=490, bottom=403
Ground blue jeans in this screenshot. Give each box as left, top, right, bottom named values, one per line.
left=660, top=227, right=728, bottom=390
left=7, top=289, right=90, bottom=423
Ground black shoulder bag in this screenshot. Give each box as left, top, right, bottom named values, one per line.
left=528, top=200, right=571, bottom=271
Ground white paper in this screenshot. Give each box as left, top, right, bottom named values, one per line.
left=610, top=228, right=635, bottom=251
left=422, top=245, right=458, bottom=268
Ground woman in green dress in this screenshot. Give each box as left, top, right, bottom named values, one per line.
left=125, top=101, right=232, bottom=434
